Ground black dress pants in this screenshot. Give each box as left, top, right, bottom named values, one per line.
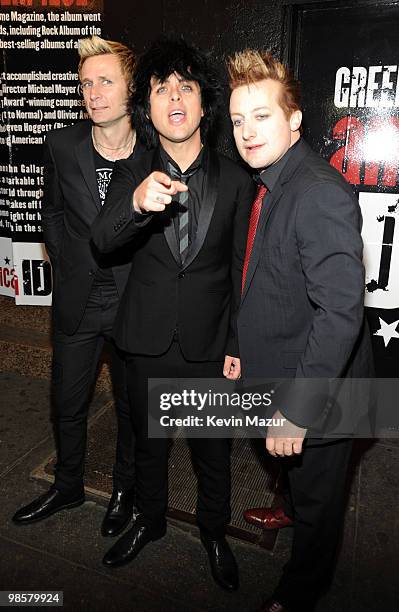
left=126, top=340, right=231, bottom=539
left=274, top=439, right=353, bottom=610
left=52, top=284, right=135, bottom=495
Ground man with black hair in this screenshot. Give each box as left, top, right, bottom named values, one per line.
left=92, top=36, right=254, bottom=591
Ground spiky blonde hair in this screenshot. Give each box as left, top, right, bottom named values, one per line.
left=78, top=35, right=135, bottom=85
left=227, top=49, right=301, bottom=118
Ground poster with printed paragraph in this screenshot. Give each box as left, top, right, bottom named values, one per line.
left=0, top=0, right=103, bottom=304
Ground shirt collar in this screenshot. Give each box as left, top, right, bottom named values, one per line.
left=159, top=144, right=207, bottom=176
left=254, top=138, right=300, bottom=191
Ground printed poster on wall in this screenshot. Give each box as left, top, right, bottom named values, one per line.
left=0, top=0, right=103, bottom=304
left=291, top=1, right=399, bottom=375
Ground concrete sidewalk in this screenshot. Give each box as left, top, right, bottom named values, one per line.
left=0, top=370, right=398, bottom=612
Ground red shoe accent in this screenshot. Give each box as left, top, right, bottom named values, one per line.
left=243, top=507, right=293, bottom=530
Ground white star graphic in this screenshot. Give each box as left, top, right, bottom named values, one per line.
left=374, top=317, right=399, bottom=347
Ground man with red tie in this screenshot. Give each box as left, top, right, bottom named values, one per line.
left=228, top=50, right=373, bottom=611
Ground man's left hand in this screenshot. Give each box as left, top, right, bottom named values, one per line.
left=223, top=355, right=241, bottom=380
left=266, top=410, right=307, bottom=457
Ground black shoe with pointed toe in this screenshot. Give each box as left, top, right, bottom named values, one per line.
left=12, top=488, right=85, bottom=525
left=102, top=521, right=166, bottom=568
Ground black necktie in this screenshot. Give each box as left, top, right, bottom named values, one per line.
left=167, top=162, right=198, bottom=264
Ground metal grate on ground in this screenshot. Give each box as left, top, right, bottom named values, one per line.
left=32, top=402, right=279, bottom=549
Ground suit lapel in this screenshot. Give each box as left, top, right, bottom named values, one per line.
left=182, top=149, right=219, bottom=270
left=75, top=127, right=102, bottom=210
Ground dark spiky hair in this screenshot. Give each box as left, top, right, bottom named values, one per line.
left=130, top=35, right=223, bottom=149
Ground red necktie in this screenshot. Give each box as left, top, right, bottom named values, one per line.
left=242, top=185, right=268, bottom=293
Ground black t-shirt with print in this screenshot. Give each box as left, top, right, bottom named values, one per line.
left=92, top=146, right=117, bottom=287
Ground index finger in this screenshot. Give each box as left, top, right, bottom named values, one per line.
left=152, top=171, right=172, bottom=188
left=171, top=180, right=189, bottom=193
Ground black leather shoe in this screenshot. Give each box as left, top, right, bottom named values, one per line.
left=12, top=488, right=85, bottom=525
left=102, top=522, right=166, bottom=567
left=101, top=487, right=135, bottom=537
left=201, top=535, right=239, bottom=591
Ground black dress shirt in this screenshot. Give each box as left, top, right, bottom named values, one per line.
left=257, top=139, right=301, bottom=206
left=159, top=145, right=207, bottom=252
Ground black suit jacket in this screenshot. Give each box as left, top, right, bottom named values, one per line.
left=238, top=139, right=374, bottom=430
left=41, top=120, right=144, bottom=335
left=91, top=147, right=254, bottom=361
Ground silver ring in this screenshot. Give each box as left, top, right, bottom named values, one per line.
left=155, top=195, right=164, bottom=204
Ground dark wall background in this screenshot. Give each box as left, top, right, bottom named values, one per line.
left=103, top=0, right=285, bottom=58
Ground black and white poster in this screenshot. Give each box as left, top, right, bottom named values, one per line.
left=0, top=0, right=103, bottom=304
left=290, top=1, right=399, bottom=375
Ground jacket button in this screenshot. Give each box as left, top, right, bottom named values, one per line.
left=178, top=272, right=185, bottom=279
left=89, top=269, right=95, bottom=276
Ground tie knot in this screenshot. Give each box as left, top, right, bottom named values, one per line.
left=257, top=184, right=268, bottom=198
left=167, top=161, right=199, bottom=184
